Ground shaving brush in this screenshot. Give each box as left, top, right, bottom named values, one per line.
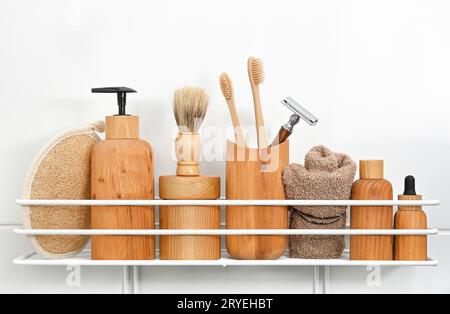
left=173, top=87, right=209, bottom=176
left=160, top=87, right=220, bottom=261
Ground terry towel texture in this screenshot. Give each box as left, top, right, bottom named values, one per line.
left=283, top=146, right=356, bottom=259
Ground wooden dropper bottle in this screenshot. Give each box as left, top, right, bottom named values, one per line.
left=394, top=176, right=428, bottom=261
left=159, top=87, right=221, bottom=260
left=91, top=87, right=155, bottom=261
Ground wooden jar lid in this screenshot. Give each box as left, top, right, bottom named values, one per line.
left=159, top=176, right=220, bottom=200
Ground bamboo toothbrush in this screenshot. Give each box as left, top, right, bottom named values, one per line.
left=220, top=73, right=246, bottom=147
left=173, top=87, right=209, bottom=176
left=248, top=57, right=268, bottom=149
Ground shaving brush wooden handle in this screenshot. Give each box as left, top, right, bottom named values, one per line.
left=175, top=132, right=201, bottom=176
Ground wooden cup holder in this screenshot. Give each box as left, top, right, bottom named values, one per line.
left=226, top=140, right=290, bottom=260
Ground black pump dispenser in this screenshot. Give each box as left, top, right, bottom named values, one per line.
left=404, top=175, right=417, bottom=196
left=92, top=87, right=137, bottom=116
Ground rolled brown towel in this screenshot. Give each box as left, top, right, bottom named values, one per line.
left=283, top=146, right=356, bottom=259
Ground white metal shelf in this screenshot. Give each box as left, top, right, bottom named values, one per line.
left=14, top=228, right=439, bottom=236
left=16, top=199, right=440, bottom=207
left=15, top=198, right=442, bottom=294
left=15, top=198, right=441, bottom=267
left=14, top=250, right=439, bottom=267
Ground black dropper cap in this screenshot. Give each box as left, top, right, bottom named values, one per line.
left=404, top=175, right=417, bottom=196
left=92, top=87, right=137, bottom=116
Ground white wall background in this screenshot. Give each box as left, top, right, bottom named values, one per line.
left=1, top=0, right=449, bottom=294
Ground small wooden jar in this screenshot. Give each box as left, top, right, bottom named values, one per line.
left=159, top=176, right=221, bottom=260
left=226, top=141, right=289, bottom=260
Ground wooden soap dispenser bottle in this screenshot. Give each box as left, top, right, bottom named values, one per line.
left=159, top=87, right=221, bottom=260
left=91, top=87, right=155, bottom=261
left=394, top=176, right=428, bottom=261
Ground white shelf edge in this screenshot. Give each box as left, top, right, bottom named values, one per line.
left=15, top=199, right=441, bottom=207
left=14, top=228, right=440, bottom=236
left=13, top=251, right=439, bottom=267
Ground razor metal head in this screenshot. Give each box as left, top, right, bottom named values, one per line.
left=282, top=97, right=319, bottom=126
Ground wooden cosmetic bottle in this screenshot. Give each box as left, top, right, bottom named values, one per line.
left=91, top=87, right=155, bottom=260
left=394, top=176, right=428, bottom=261
left=350, top=160, right=394, bottom=260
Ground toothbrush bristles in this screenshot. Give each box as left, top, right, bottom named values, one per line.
left=220, top=73, right=233, bottom=101
left=249, top=57, right=265, bottom=85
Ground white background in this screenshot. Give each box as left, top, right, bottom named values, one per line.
left=1, top=0, right=450, bottom=294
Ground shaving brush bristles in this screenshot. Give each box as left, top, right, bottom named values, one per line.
left=248, top=57, right=265, bottom=85
left=173, top=87, right=207, bottom=177
left=174, top=87, right=209, bottom=133
left=220, top=73, right=233, bottom=101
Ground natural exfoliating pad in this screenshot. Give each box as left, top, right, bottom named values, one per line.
left=23, top=122, right=104, bottom=259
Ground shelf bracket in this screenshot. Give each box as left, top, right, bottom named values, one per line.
left=313, top=266, right=322, bottom=294
left=313, top=266, right=331, bottom=294
left=123, top=266, right=140, bottom=294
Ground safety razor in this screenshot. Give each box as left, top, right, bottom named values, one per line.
left=269, top=97, right=319, bottom=147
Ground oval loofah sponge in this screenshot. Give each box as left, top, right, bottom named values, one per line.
left=23, top=122, right=104, bottom=259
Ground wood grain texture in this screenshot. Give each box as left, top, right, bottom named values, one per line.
left=270, top=127, right=291, bottom=148
left=226, top=141, right=289, bottom=260
left=394, top=195, right=428, bottom=261
left=91, top=139, right=155, bottom=260
left=359, top=160, right=384, bottom=180
left=105, top=116, right=139, bottom=139
left=350, top=179, right=394, bottom=261
left=175, top=133, right=201, bottom=177
left=159, top=176, right=221, bottom=260
left=160, top=176, right=220, bottom=200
